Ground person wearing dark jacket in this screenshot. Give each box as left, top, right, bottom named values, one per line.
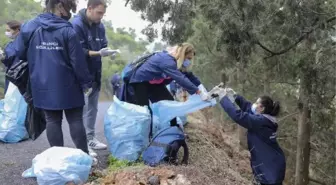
left=126, top=43, right=210, bottom=128
left=14, top=0, right=93, bottom=160
left=110, top=73, right=121, bottom=97
left=168, top=58, right=202, bottom=100
left=71, top=0, right=115, bottom=155
left=210, top=87, right=286, bottom=185
left=0, top=20, right=21, bottom=94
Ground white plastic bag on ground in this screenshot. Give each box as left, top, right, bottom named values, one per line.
left=22, top=147, right=93, bottom=185
left=0, top=82, right=28, bottom=143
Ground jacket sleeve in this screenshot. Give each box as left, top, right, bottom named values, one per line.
left=184, top=72, right=201, bottom=86
left=161, top=60, right=199, bottom=95
left=220, top=96, right=263, bottom=130
left=101, top=24, right=108, bottom=48
left=72, top=22, right=90, bottom=57
left=235, top=95, right=253, bottom=112
left=2, top=43, right=16, bottom=67
left=14, top=24, right=30, bottom=61
left=67, top=29, right=92, bottom=90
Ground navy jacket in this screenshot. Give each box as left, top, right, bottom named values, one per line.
left=2, top=40, right=20, bottom=93
left=129, top=51, right=199, bottom=95
left=15, top=13, right=92, bottom=110
left=71, top=9, right=108, bottom=87
left=170, top=71, right=201, bottom=95
left=220, top=95, right=286, bottom=184
left=2, top=41, right=20, bottom=70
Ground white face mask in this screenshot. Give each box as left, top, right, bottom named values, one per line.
left=5, top=31, right=13, bottom=39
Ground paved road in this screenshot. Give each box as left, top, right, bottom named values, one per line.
left=0, top=102, right=112, bottom=185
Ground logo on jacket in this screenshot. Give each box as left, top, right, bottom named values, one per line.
left=36, top=42, right=63, bottom=50
left=270, top=132, right=277, bottom=140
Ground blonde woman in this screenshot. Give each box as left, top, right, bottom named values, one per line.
left=127, top=43, right=209, bottom=128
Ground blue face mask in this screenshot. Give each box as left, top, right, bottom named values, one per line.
left=251, top=103, right=258, bottom=114
left=182, top=59, right=191, bottom=68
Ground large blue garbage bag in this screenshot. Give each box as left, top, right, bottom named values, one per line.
left=0, top=82, right=28, bottom=143
left=104, top=96, right=151, bottom=162
left=22, top=147, right=93, bottom=185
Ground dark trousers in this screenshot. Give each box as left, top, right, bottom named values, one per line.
left=43, top=107, right=89, bottom=154
left=260, top=183, right=283, bottom=185
left=131, top=82, right=177, bottom=127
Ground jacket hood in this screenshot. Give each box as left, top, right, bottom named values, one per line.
left=262, top=114, right=278, bottom=124
left=35, top=13, right=72, bottom=31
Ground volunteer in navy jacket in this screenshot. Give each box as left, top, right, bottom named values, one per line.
left=71, top=0, right=114, bottom=153
left=212, top=87, right=286, bottom=185
left=110, top=73, right=121, bottom=97
left=129, top=43, right=210, bottom=127
left=14, top=0, right=92, bottom=156
left=0, top=20, right=21, bottom=94
left=169, top=59, right=202, bottom=99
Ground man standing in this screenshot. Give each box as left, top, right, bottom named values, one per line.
left=72, top=0, right=115, bottom=157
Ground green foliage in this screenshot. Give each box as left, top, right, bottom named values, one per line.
left=108, top=155, right=143, bottom=171
left=126, top=0, right=336, bottom=184
left=0, top=0, right=150, bottom=99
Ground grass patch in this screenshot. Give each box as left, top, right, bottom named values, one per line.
left=108, top=155, right=144, bottom=171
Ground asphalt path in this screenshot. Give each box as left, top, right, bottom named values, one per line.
left=0, top=102, right=112, bottom=185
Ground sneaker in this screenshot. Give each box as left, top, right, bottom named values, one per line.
left=88, top=147, right=97, bottom=157
left=88, top=137, right=107, bottom=150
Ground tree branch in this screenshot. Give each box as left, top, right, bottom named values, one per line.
left=255, top=16, right=336, bottom=59
left=125, top=0, right=130, bottom=7
left=278, top=111, right=299, bottom=122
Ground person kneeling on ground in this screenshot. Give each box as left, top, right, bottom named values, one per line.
left=210, top=86, right=286, bottom=185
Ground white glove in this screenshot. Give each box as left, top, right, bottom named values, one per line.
left=199, top=90, right=211, bottom=101
left=99, top=48, right=121, bottom=57
left=0, top=49, right=5, bottom=61
left=225, top=88, right=236, bottom=103
left=84, top=88, right=93, bottom=97
left=209, top=86, right=226, bottom=100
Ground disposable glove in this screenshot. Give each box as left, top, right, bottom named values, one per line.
left=199, top=90, right=211, bottom=101
left=99, top=48, right=121, bottom=57
left=208, top=86, right=226, bottom=100
left=225, top=88, right=237, bottom=103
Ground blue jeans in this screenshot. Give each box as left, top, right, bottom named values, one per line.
left=83, top=83, right=100, bottom=140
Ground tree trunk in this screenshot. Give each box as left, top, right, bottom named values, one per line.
left=295, top=73, right=311, bottom=185
left=237, top=63, right=248, bottom=150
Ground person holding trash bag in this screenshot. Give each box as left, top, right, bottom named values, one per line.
left=14, top=0, right=93, bottom=158
left=0, top=20, right=21, bottom=94
left=169, top=57, right=202, bottom=101
left=127, top=43, right=211, bottom=129
left=209, top=86, right=286, bottom=185
left=71, top=0, right=117, bottom=156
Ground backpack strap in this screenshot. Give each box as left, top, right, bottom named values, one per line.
left=180, top=139, right=189, bottom=165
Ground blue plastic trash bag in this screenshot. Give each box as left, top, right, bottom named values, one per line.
left=104, top=96, right=151, bottom=162
left=22, top=147, right=93, bottom=185
left=0, top=82, right=28, bottom=143
left=151, top=93, right=216, bottom=128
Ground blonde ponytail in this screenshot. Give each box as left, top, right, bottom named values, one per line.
left=168, top=43, right=195, bottom=69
